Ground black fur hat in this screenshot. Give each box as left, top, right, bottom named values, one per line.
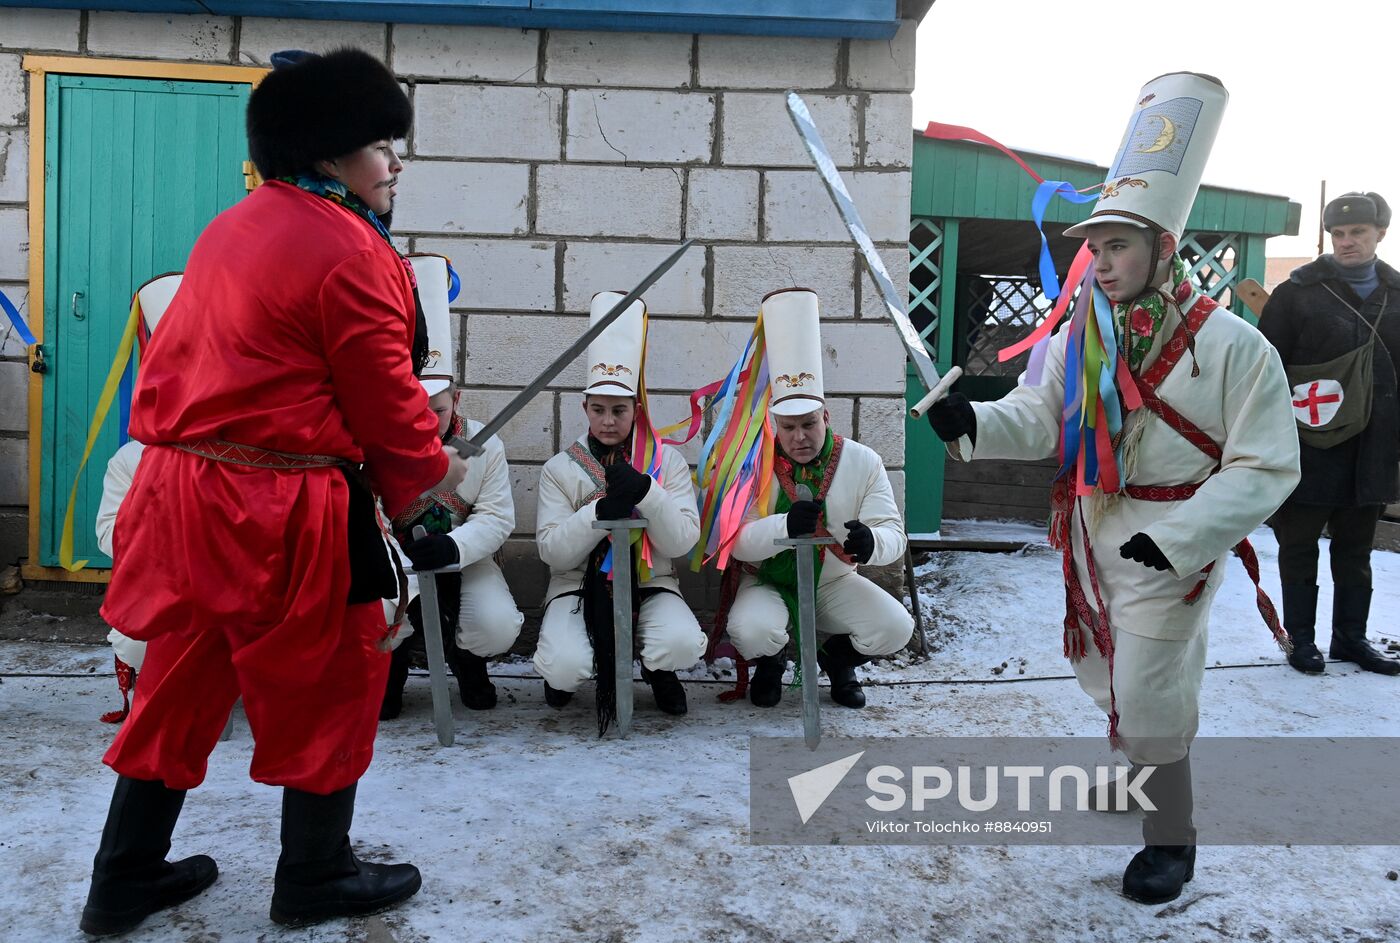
left=247, top=48, right=411, bottom=180
left=1324, top=191, right=1392, bottom=230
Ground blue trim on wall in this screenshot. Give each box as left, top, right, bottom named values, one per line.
left=4, top=0, right=901, bottom=38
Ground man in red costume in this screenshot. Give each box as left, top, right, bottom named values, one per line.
left=80, top=48, right=468, bottom=936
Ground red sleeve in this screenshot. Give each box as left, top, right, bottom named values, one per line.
left=320, top=250, right=448, bottom=516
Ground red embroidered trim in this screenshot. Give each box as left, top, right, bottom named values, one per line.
left=565, top=441, right=608, bottom=502
left=174, top=439, right=345, bottom=469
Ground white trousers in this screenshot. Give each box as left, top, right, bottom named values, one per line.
left=725, top=569, right=914, bottom=660
left=1071, top=622, right=1208, bottom=766
left=532, top=590, right=707, bottom=693
left=454, top=558, right=524, bottom=656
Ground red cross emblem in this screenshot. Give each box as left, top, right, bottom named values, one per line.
left=1292, top=381, right=1342, bottom=426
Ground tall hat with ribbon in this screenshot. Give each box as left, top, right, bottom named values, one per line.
left=246, top=48, right=412, bottom=180
left=134, top=273, right=182, bottom=334
left=762, top=288, right=825, bottom=417
left=584, top=291, right=647, bottom=397
left=1064, top=72, right=1229, bottom=239
left=405, top=253, right=454, bottom=396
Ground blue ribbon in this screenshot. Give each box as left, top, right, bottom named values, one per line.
left=1, top=287, right=37, bottom=346
left=446, top=262, right=461, bottom=303
left=1031, top=179, right=1100, bottom=300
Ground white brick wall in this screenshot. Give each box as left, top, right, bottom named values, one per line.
left=848, top=19, right=917, bottom=91
left=566, top=89, right=714, bottom=164
left=562, top=242, right=705, bottom=316
left=416, top=237, right=556, bottom=312
left=0, top=8, right=81, bottom=52
left=392, top=24, right=540, bottom=82
left=545, top=31, right=691, bottom=88
left=0, top=129, right=25, bottom=203
left=712, top=245, right=855, bottom=319
left=721, top=92, right=857, bottom=168
left=857, top=396, right=906, bottom=467
left=0, top=206, right=27, bottom=280
left=0, top=11, right=920, bottom=588
left=464, top=313, right=588, bottom=390
left=763, top=170, right=910, bottom=243
left=238, top=17, right=387, bottom=64
left=863, top=93, right=915, bottom=168
left=685, top=168, right=758, bottom=241
left=537, top=165, right=682, bottom=238
left=0, top=360, right=27, bottom=431
left=0, top=54, right=24, bottom=125
left=395, top=161, right=529, bottom=235
left=415, top=84, right=562, bottom=160
left=697, top=35, right=839, bottom=90
left=455, top=388, right=557, bottom=462
left=858, top=246, right=911, bottom=321
left=86, top=12, right=233, bottom=62
left=0, top=438, right=25, bottom=505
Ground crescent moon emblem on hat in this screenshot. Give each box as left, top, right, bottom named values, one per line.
left=1138, top=115, right=1176, bottom=154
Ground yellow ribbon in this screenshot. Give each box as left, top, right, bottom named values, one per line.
left=59, top=295, right=141, bottom=571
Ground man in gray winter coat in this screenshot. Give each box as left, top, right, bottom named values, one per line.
left=1260, top=191, right=1400, bottom=676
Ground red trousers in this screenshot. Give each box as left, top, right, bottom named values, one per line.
left=104, top=600, right=389, bottom=794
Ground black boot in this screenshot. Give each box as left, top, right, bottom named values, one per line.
left=544, top=681, right=574, bottom=709
left=1282, top=583, right=1325, bottom=674
left=379, top=644, right=413, bottom=720
left=642, top=667, right=688, bottom=715
left=817, top=635, right=871, bottom=709
left=448, top=648, right=498, bottom=710
left=80, top=776, right=218, bottom=936
left=749, top=654, right=787, bottom=708
left=269, top=783, right=422, bottom=927
left=1122, top=755, right=1196, bottom=905
left=1086, top=766, right=1144, bottom=814
left=1329, top=586, right=1400, bottom=675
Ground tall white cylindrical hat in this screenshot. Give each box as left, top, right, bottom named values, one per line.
left=406, top=253, right=454, bottom=396
left=1064, top=72, right=1229, bottom=239
left=762, top=287, right=825, bottom=417
left=584, top=290, right=646, bottom=396
left=135, top=273, right=183, bottom=334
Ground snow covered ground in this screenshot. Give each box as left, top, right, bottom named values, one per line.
left=1, top=526, right=1397, bottom=942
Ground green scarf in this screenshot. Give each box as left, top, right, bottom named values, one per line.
left=754, top=429, right=836, bottom=681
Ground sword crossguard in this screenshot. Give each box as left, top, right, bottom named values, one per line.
left=592, top=518, right=650, bottom=531
left=775, top=536, right=839, bottom=548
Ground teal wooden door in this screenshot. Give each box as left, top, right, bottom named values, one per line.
left=40, top=75, right=249, bottom=567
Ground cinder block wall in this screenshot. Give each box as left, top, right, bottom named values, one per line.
left=0, top=9, right=918, bottom=612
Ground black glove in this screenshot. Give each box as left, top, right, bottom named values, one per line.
left=1119, top=532, right=1171, bottom=572
left=786, top=499, right=823, bottom=538
left=926, top=392, right=976, bottom=445
left=403, top=533, right=459, bottom=572
left=597, top=463, right=652, bottom=520
left=842, top=519, right=874, bottom=564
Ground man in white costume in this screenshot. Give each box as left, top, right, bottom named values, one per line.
left=94, top=274, right=182, bottom=721
left=723, top=288, right=913, bottom=710
left=533, top=291, right=706, bottom=727
left=924, top=73, right=1299, bottom=904
left=382, top=253, right=523, bottom=716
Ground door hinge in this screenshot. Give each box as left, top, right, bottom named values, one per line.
left=243, top=160, right=263, bottom=192
left=30, top=344, right=48, bottom=374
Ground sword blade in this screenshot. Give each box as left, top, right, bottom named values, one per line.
left=411, top=524, right=455, bottom=747
left=465, top=239, right=696, bottom=454
left=785, top=92, right=943, bottom=396
left=611, top=533, right=635, bottom=739
left=794, top=484, right=822, bottom=751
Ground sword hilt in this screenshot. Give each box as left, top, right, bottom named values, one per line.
left=909, top=366, right=964, bottom=419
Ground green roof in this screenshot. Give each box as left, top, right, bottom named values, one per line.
left=911, top=134, right=1301, bottom=237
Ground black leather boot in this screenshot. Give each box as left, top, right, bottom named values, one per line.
left=269, top=783, right=422, bottom=927
left=379, top=644, right=413, bottom=720
left=642, top=667, right=688, bottom=715
left=544, top=681, right=574, bottom=709
left=749, top=654, right=787, bottom=708
left=1330, top=586, right=1399, bottom=675
left=817, top=635, right=871, bottom=709
left=80, top=776, right=218, bottom=936
left=1122, top=755, right=1196, bottom=905
left=448, top=648, right=498, bottom=710
left=1282, top=583, right=1325, bottom=674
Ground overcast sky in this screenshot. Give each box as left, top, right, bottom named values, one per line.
left=911, top=0, right=1395, bottom=259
